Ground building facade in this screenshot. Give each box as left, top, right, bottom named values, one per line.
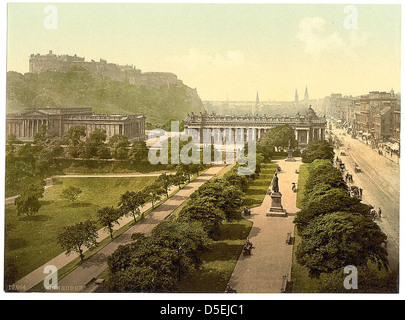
left=183, top=106, right=326, bottom=149
left=29, top=51, right=184, bottom=88
left=325, top=90, right=400, bottom=146
left=354, top=91, right=400, bottom=143
left=6, top=108, right=146, bottom=141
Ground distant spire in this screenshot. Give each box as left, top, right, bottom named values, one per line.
left=295, top=89, right=299, bottom=102
left=304, top=86, right=309, bottom=101
left=256, top=91, right=260, bottom=105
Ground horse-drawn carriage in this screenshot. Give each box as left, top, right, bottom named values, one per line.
left=349, top=186, right=362, bottom=199
left=354, top=163, right=362, bottom=173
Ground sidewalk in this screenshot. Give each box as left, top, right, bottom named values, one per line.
left=13, top=165, right=225, bottom=292
left=229, top=159, right=301, bottom=293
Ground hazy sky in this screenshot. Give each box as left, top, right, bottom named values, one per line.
left=7, top=3, right=401, bottom=101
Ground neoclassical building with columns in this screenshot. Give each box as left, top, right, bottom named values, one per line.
left=6, top=108, right=146, bottom=141
left=183, top=106, right=326, bottom=149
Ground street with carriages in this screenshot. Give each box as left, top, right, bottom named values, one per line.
left=330, top=126, right=400, bottom=273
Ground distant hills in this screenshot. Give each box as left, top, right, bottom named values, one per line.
left=6, top=70, right=204, bottom=127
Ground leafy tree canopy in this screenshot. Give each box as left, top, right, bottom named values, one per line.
left=296, top=211, right=388, bottom=278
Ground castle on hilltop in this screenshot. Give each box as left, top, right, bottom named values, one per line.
left=29, top=50, right=184, bottom=89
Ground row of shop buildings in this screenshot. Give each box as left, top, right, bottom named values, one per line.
left=324, top=90, right=401, bottom=153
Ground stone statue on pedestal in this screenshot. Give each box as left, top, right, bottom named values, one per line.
left=272, top=172, right=279, bottom=193
left=286, top=139, right=296, bottom=162
left=267, top=171, right=287, bottom=216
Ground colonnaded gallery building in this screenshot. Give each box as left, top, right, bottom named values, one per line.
left=183, top=106, right=327, bottom=149
left=6, top=107, right=146, bottom=141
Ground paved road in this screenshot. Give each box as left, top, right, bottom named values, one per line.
left=331, top=127, right=400, bottom=272
left=229, top=159, right=301, bottom=293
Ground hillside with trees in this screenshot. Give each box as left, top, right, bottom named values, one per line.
left=6, top=71, right=204, bottom=127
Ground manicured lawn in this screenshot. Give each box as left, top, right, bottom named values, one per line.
left=295, top=163, right=309, bottom=209
left=242, top=162, right=278, bottom=208
left=5, top=176, right=158, bottom=280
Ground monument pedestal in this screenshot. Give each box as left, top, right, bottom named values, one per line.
left=267, top=192, right=287, bottom=217
left=285, top=148, right=296, bottom=162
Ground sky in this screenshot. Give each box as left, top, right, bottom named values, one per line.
left=6, top=2, right=402, bottom=101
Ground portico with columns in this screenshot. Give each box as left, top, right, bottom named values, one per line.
left=183, top=106, right=326, bottom=149
left=6, top=108, right=146, bottom=141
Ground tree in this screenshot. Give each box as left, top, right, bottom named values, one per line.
left=178, top=198, right=224, bottom=236
left=129, top=140, right=149, bottom=165
left=61, top=186, right=83, bottom=204
left=152, top=221, right=209, bottom=281
left=14, top=182, right=44, bottom=217
left=105, top=238, right=178, bottom=293
left=296, top=212, right=388, bottom=278
left=303, top=160, right=347, bottom=201
left=171, top=172, right=188, bottom=190
left=62, top=126, right=86, bottom=158
left=144, top=184, right=165, bottom=209
left=83, top=128, right=110, bottom=159
left=105, top=220, right=209, bottom=292
left=257, top=124, right=297, bottom=160
left=57, top=220, right=98, bottom=261
left=294, top=186, right=371, bottom=232
left=176, top=163, right=192, bottom=182
left=317, top=266, right=398, bottom=293
left=224, top=170, right=252, bottom=192
left=301, top=140, right=334, bottom=163
left=118, top=191, right=146, bottom=222
left=192, top=178, right=243, bottom=221
left=97, top=206, right=121, bottom=239
left=109, top=134, right=130, bottom=160
left=156, top=173, right=174, bottom=199
left=33, top=124, right=49, bottom=146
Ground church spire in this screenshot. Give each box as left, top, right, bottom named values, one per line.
left=256, top=91, right=260, bottom=105
left=304, top=86, right=309, bottom=101
left=295, top=89, right=299, bottom=102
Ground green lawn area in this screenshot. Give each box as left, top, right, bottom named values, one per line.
left=5, top=176, right=158, bottom=280
left=242, top=162, right=278, bottom=208
left=295, top=163, right=309, bottom=209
